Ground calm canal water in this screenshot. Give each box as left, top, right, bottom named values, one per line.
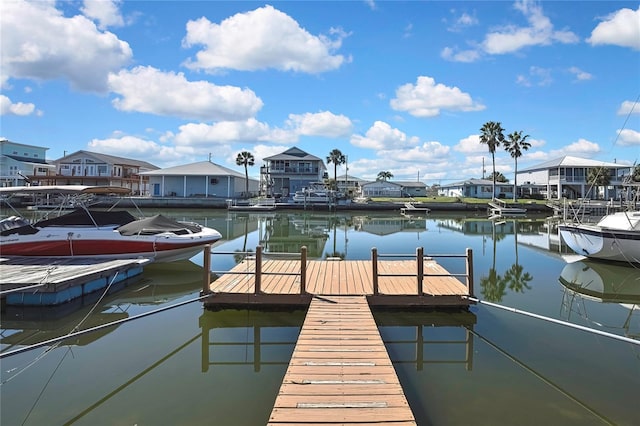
left=1, top=209, right=639, bottom=425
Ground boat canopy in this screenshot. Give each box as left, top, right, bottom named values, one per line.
left=0, top=185, right=131, bottom=195
left=35, top=209, right=137, bottom=227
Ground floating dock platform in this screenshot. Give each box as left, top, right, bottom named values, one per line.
left=0, top=256, right=149, bottom=306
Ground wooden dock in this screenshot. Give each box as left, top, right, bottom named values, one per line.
left=268, top=295, right=416, bottom=425
left=0, top=256, right=149, bottom=306
left=203, top=246, right=473, bottom=308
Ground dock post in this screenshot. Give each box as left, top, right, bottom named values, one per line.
left=371, top=247, right=378, bottom=295
left=300, top=246, right=307, bottom=294
left=416, top=246, right=424, bottom=296
left=202, top=244, right=211, bottom=294
left=466, top=248, right=474, bottom=296
left=255, top=245, right=262, bottom=294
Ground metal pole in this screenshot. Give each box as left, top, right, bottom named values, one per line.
left=202, top=244, right=211, bottom=294
left=255, top=245, right=262, bottom=294
left=417, top=246, right=424, bottom=296
left=371, top=247, right=378, bottom=295
left=300, top=245, right=307, bottom=294
left=466, top=248, right=474, bottom=296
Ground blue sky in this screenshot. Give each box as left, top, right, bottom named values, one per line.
left=2, top=0, right=639, bottom=184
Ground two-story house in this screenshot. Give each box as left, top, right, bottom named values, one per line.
left=0, top=139, right=55, bottom=186
left=45, top=150, right=158, bottom=195
left=262, top=147, right=327, bottom=197
left=516, top=156, right=631, bottom=200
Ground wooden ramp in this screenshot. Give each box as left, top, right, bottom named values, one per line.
left=268, top=295, right=416, bottom=425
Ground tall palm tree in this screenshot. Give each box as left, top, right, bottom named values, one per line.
left=503, top=130, right=531, bottom=202
left=326, top=149, right=346, bottom=190
left=586, top=166, right=611, bottom=199
left=479, top=121, right=505, bottom=200
left=377, top=171, right=393, bottom=181
left=235, top=151, right=255, bottom=197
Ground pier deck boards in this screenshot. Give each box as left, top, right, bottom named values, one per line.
left=206, top=258, right=470, bottom=308
left=268, top=295, right=416, bottom=425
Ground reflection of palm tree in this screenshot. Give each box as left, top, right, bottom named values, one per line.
left=503, top=263, right=532, bottom=293
left=480, top=220, right=507, bottom=302
left=325, top=214, right=345, bottom=259
left=233, top=217, right=253, bottom=264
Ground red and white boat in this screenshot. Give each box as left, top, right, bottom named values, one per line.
left=0, top=186, right=222, bottom=263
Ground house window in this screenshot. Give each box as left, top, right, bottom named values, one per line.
left=210, top=178, right=218, bottom=185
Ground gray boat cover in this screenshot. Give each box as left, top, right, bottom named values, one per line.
left=117, top=215, right=201, bottom=236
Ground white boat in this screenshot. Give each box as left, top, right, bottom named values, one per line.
left=292, top=187, right=332, bottom=204
left=226, top=197, right=276, bottom=211
left=400, top=201, right=430, bottom=216
left=0, top=185, right=222, bottom=263
left=558, top=210, right=640, bottom=264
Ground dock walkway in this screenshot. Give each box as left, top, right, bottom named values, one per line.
left=204, top=246, right=473, bottom=308
left=268, top=295, right=416, bottom=425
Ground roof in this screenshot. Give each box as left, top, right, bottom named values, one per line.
left=519, top=156, right=630, bottom=172
left=58, top=150, right=159, bottom=170
left=361, top=180, right=426, bottom=188
left=264, top=146, right=324, bottom=163
left=140, top=160, right=246, bottom=178
left=440, top=178, right=511, bottom=188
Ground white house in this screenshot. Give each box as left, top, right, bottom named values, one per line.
left=361, top=180, right=427, bottom=198
left=140, top=160, right=259, bottom=198
left=516, top=156, right=632, bottom=200
left=438, top=179, right=514, bottom=199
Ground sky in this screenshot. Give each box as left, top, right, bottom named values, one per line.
left=1, top=0, right=639, bottom=185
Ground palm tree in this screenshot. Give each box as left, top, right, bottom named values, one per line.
left=586, top=166, right=611, bottom=199
left=503, top=130, right=531, bottom=202
left=235, top=151, right=255, bottom=198
left=479, top=121, right=505, bottom=200
left=326, top=149, right=346, bottom=191
left=377, top=171, right=393, bottom=181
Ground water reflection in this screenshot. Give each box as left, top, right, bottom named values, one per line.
left=559, top=260, right=640, bottom=340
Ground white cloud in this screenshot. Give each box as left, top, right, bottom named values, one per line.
left=568, top=67, right=593, bottom=82
left=81, top=0, right=124, bottom=29
left=549, top=138, right=601, bottom=158
left=618, top=100, right=640, bottom=115
left=440, top=47, right=481, bottom=63
left=88, top=135, right=192, bottom=166
left=0, top=95, right=39, bottom=116
left=108, top=66, right=263, bottom=121
left=587, top=6, right=640, bottom=50
left=173, top=119, right=288, bottom=146
left=454, top=135, right=483, bottom=153
left=390, top=76, right=485, bottom=117
left=379, top=142, right=450, bottom=163
left=350, top=121, right=419, bottom=150
left=616, top=128, right=640, bottom=146
left=515, top=66, right=553, bottom=87
left=182, top=5, right=349, bottom=73
left=1, top=1, right=132, bottom=92
left=483, top=1, right=579, bottom=55
left=286, top=111, right=353, bottom=137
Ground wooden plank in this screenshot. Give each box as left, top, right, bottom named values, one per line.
left=268, top=296, right=416, bottom=425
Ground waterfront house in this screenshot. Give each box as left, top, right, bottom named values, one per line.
left=0, top=139, right=55, bottom=186
left=438, top=179, right=514, bottom=199
left=140, top=160, right=258, bottom=198
left=45, top=150, right=158, bottom=195
left=262, top=147, right=327, bottom=197
left=516, top=156, right=631, bottom=200
left=361, top=180, right=428, bottom=198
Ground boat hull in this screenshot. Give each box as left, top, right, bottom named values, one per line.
left=0, top=226, right=221, bottom=262
left=559, top=223, right=640, bottom=264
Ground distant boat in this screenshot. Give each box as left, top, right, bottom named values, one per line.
left=292, top=187, right=332, bottom=204
left=559, top=210, right=640, bottom=264
left=226, top=197, right=276, bottom=211
left=0, top=185, right=222, bottom=263
left=400, top=201, right=430, bottom=216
